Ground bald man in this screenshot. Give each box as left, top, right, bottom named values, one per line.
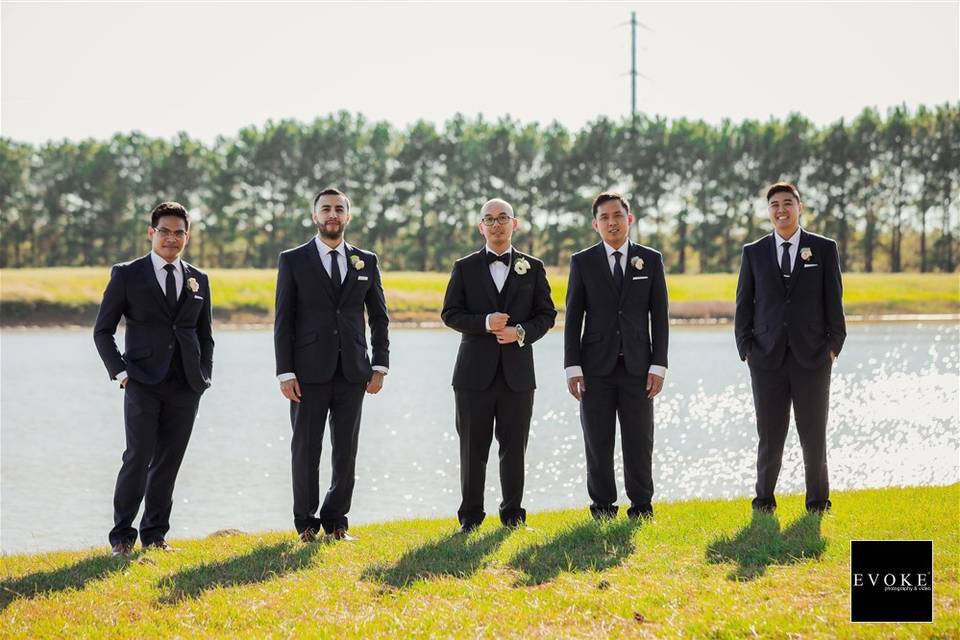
left=441, top=199, right=557, bottom=532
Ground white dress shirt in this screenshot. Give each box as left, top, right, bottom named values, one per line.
left=565, top=240, right=667, bottom=381
left=775, top=226, right=802, bottom=275
left=278, top=237, right=387, bottom=382
left=114, top=252, right=184, bottom=384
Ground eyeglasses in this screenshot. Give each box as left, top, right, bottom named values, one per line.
left=480, top=215, right=514, bottom=227
left=153, top=227, right=188, bottom=240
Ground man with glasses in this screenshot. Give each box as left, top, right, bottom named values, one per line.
left=274, top=188, right=389, bottom=542
left=735, top=182, right=845, bottom=514
left=564, top=192, right=668, bottom=521
left=94, top=201, right=214, bottom=556
left=441, top=198, right=556, bottom=532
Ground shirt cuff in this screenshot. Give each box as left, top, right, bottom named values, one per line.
left=372, top=366, right=388, bottom=374
left=485, top=313, right=492, bottom=332
left=648, top=365, right=667, bottom=379
left=115, top=371, right=128, bottom=383
left=277, top=372, right=297, bottom=382
left=565, top=366, right=583, bottom=379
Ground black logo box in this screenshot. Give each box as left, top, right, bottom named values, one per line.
left=851, top=540, right=933, bottom=623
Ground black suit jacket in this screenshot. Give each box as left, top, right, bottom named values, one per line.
left=441, top=249, right=557, bottom=392
left=564, top=242, right=669, bottom=378
left=735, top=230, right=846, bottom=370
left=94, top=254, right=214, bottom=393
left=274, top=240, right=389, bottom=385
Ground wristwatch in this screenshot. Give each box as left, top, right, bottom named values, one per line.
left=516, top=324, right=526, bottom=348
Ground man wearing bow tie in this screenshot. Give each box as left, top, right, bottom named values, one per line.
left=94, top=202, right=214, bottom=556
left=441, top=198, right=556, bottom=532
left=735, top=182, right=846, bottom=514
left=564, top=192, right=669, bottom=521
left=274, top=188, right=390, bottom=542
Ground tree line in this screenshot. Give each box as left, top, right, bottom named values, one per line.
left=1, top=104, right=957, bottom=273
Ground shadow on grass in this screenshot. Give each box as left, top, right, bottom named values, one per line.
left=508, top=518, right=642, bottom=587
left=0, top=553, right=133, bottom=612
left=362, top=528, right=511, bottom=590
left=706, top=511, right=827, bottom=581
left=157, top=539, right=323, bottom=605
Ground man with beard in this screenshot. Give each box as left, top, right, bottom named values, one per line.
left=441, top=198, right=556, bottom=532
left=274, top=188, right=390, bottom=542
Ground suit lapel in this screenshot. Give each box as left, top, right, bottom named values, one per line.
left=305, top=240, right=337, bottom=303
left=339, top=243, right=359, bottom=303
left=501, top=250, right=521, bottom=309
left=475, top=250, right=501, bottom=310
left=593, top=243, right=619, bottom=300
left=619, top=242, right=641, bottom=305
left=785, top=230, right=808, bottom=296
left=141, top=254, right=173, bottom=318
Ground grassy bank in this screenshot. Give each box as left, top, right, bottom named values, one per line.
left=1, top=484, right=957, bottom=638
left=1, top=268, right=957, bottom=325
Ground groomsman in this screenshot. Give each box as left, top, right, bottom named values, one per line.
left=94, top=202, right=214, bottom=556
left=735, top=182, right=845, bottom=514
left=441, top=198, right=556, bottom=532
left=564, top=192, right=668, bottom=520
left=274, top=188, right=390, bottom=542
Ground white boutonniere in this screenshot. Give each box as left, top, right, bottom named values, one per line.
left=800, top=247, right=813, bottom=262
left=186, top=277, right=200, bottom=293
left=350, top=254, right=365, bottom=270
left=514, top=256, right=530, bottom=275
left=630, top=256, right=644, bottom=271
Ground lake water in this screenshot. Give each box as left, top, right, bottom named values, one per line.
left=1, top=322, right=957, bottom=554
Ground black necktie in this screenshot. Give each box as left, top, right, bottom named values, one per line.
left=487, top=251, right=510, bottom=266
left=329, top=250, right=342, bottom=299
left=612, top=251, right=624, bottom=290
left=780, top=242, right=792, bottom=280
left=163, top=263, right=177, bottom=309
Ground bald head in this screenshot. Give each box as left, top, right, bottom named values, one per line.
left=480, top=198, right=514, bottom=219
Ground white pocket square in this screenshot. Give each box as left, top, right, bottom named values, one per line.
left=358, top=275, right=369, bottom=281
left=193, top=296, right=204, bottom=300
left=633, top=276, right=648, bottom=280
left=803, top=264, right=819, bottom=268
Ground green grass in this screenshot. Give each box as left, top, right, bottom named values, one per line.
left=1, top=268, right=957, bottom=324
left=1, top=485, right=957, bottom=638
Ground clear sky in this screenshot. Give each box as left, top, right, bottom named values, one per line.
left=2, top=1, right=957, bottom=144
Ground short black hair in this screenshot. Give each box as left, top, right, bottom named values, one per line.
left=150, top=202, right=190, bottom=230
left=765, top=182, right=801, bottom=202
left=592, top=192, right=631, bottom=217
left=313, top=187, right=351, bottom=211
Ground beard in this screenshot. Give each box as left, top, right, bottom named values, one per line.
left=317, top=220, right=345, bottom=240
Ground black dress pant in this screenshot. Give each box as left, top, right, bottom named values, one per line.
left=290, top=361, right=366, bottom=534
left=580, top=358, right=654, bottom=518
left=749, top=348, right=832, bottom=511
left=454, top=367, right=534, bottom=527
left=110, top=373, right=200, bottom=546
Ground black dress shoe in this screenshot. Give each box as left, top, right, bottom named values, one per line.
left=807, top=501, right=832, bottom=515
left=458, top=522, right=481, bottom=534
left=143, top=539, right=175, bottom=552
left=628, top=506, right=654, bottom=520
left=111, top=541, right=134, bottom=557
left=751, top=499, right=776, bottom=513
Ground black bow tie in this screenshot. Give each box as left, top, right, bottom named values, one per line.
left=486, top=252, right=510, bottom=266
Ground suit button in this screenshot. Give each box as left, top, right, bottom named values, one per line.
left=783, top=322, right=789, bottom=327
left=618, top=310, right=623, bottom=315
left=168, top=343, right=174, bottom=350
left=333, top=330, right=339, bottom=335
left=616, top=330, right=620, bottom=335
left=172, top=324, right=177, bottom=330
left=336, top=310, right=340, bottom=315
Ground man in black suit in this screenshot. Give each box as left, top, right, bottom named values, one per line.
left=274, top=187, right=389, bottom=542
left=735, top=182, right=846, bottom=514
left=564, top=192, right=669, bottom=520
left=441, top=198, right=557, bottom=532
left=94, top=202, right=214, bottom=556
